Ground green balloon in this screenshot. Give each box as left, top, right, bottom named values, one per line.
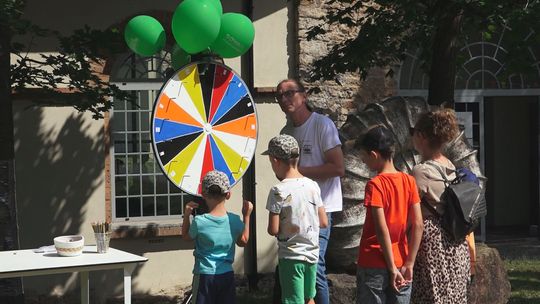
left=171, top=0, right=221, bottom=54
left=171, top=44, right=192, bottom=70
left=210, top=13, right=255, bottom=58
left=208, top=0, right=223, bottom=15
left=124, top=15, right=166, bottom=56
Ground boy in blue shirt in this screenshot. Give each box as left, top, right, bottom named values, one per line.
left=182, top=170, right=253, bottom=304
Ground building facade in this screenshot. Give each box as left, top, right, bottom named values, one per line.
left=14, top=0, right=292, bottom=301
left=12, top=0, right=540, bottom=302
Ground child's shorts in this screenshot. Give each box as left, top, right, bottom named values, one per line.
left=356, top=267, right=411, bottom=304
left=278, top=259, right=317, bottom=304
left=192, top=271, right=235, bottom=304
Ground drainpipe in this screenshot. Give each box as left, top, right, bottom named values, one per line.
left=242, top=0, right=258, bottom=291
left=537, top=97, right=540, bottom=239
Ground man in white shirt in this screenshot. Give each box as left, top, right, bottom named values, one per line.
left=276, top=79, right=344, bottom=304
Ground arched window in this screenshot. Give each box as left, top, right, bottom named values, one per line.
left=109, top=51, right=188, bottom=222
left=399, top=26, right=540, bottom=90
left=398, top=26, right=540, bottom=158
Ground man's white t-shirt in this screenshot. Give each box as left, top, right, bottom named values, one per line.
left=266, top=177, right=323, bottom=264
left=282, top=112, right=343, bottom=212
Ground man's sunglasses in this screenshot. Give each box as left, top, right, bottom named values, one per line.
left=275, top=89, right=303, bottom=101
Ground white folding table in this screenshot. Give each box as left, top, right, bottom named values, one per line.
left=0, top=246, right=148, bottom=304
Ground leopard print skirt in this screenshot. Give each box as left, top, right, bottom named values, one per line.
left=411, top=216, right=470, bottom=304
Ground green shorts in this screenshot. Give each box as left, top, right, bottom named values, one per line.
left=278, top=259, right=317, bottom=304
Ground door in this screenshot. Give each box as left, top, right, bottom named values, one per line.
left=484, top=96, right=539, bottom=229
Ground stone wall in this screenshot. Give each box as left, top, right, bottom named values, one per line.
left=297, top=1, right=397, bottom=126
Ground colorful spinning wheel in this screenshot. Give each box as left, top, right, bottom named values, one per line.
left=151, top=61, right=258, bottom=196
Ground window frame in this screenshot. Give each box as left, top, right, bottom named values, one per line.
left=109, top=52, right=190, bottom=224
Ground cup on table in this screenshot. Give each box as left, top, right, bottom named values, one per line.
left=94, top=232, right=111, bottom=253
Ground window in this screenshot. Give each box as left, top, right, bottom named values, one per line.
left=399, top=27, right=540, bottom=90
left=110, top=52, right=189, bottom=222
left=454, top=102, right=480, bottom=152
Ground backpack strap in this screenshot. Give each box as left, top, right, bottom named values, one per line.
left=423, top=160, right=453, bottom=185
left=421, top=199, right=442, bottom=217
left=420, top=160, right=451, bottom=218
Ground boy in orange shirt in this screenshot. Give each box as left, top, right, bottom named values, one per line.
left=355, top=125, right=424, bottom=304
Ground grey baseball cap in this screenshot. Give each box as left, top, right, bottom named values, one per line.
left=201, top=170, right=230, bottom=194
left=261, top=134, right=300, bottom=160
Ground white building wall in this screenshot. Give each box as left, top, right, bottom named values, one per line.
left=13, top=99, right=286, bottom=301
left=14, top=1, right=291, bottom=300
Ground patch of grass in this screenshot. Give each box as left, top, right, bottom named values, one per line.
left=493, top=239, right=540, bottom=304
left=505, top=258, right=540, bottom=304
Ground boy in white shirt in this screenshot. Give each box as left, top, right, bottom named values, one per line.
left=264, top=134, right=328, bottom=304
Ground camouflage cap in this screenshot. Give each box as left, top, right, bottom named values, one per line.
left=201, top=170, right=230, bottom=194
left=261, top=134, right=300, bottom=160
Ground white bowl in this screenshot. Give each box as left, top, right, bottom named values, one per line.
left=54, top=235, right=84, bottom=257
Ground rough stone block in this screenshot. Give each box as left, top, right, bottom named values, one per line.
left=467, top=244, right=511, bottom=304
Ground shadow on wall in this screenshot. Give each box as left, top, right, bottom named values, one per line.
left=14, top=106, right=103, bottom=249
left=11, top=104, right=281, bottom=301
left=13, top=105, right=198, bottom=302
left=13, top=105, right=105, bottom=297
left=284, top=1, right=297, bottom=79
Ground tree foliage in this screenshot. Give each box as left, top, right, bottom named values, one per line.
left=3, top=0, right=132, bottom=119
left=307, top=0, right=540, bottom=99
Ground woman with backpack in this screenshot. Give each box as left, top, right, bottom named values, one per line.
left=409, top=109, right=471, bottom=304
